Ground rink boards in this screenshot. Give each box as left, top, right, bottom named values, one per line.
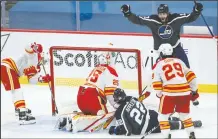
left=1, top=29, right=217, bottom=93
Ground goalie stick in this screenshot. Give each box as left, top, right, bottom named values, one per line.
left=140, top=125, right=160, bottom=139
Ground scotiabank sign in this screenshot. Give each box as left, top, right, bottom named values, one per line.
left=53, top=50, right=160, bottom=69
left=1, top=29, right=217, bottom=86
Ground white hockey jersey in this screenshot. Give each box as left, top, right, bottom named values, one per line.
left=83, top=64, right=119, bottom=108
left=1, top=45, right=42, bottom=84
left=152, top=58, right=197, bottom=96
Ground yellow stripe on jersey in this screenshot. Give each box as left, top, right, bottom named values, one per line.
left=158, top=95, right=165, bottom=113
left=163, top=83, right=191, bottom=93
left=104, top=87, right=116, bottom=96
left=183, top=118, right=194, bottom=128
left=2, top=58, right=19, bottom=75
left=14, top=100, right=26, bottom=109
left=159, top=121, right=170, bottom=130
left=186, top=71, right=196, bottom=83
left=152, top=81, right=163, bottom=90
left=6, top=68, right=15, bottom=90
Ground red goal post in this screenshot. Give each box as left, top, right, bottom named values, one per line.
left=49, top=46, right=142, bottom=115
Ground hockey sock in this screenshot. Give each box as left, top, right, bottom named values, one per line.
left=11, top=89, right=26, bottom=109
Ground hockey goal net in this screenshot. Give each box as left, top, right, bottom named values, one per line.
left=49, top=46, right=143, bottom=115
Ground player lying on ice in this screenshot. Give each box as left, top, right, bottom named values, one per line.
left=1, top=42, right=51, bottom=125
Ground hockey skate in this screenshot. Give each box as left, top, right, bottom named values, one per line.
left=56, top=116, right=74, bottom=132
left=164, top=134, right=171, bottom=139
left=15, top=108, right=19, bottom=116
left=18, top=108, right=36, bottom=125
left=189, top=132, right=196, bottom=139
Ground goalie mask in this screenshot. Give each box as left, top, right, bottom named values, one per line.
left=98, top=51, right=116, bottom=66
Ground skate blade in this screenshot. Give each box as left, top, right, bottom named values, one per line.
left=19, top=120, right=36, bottom=125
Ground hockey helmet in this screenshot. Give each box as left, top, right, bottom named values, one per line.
left=158, top=43, right=173, bottom=58
left=98, top=51, right=112, bottom=65
left=98, top=43, right=116, bottom=66
left=113, top=88, right=126, bottom=103
left=157, top=4, right=169, bottom=14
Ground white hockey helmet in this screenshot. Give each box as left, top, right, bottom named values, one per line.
left=98, top=51, right=112, bottom=65
left=158, top=43, right=173, bottom=56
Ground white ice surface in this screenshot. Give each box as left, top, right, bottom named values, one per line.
left=1, top=84, right=217, bottom=138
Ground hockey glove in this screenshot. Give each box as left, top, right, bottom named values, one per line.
left=121, top=4, right=131, bottom=16
left=191, top=90, right=199, bottom=106
left=109, top=125, right=128, bottom=135
left=193, top=3, right=203, bottom=13
left=23, top=66, right=39, bottom=79
left=109, top=126, right=116, bottom=135
left=38, top=74, right=51, bottom=83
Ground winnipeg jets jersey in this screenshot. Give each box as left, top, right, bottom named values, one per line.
left=152, top=58, right=197, bottom=96
left=83, top=64, right=119, bottom=106
left=114, top=96, right=150, bottom=136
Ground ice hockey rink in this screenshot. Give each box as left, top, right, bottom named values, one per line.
left=1, top=84, right=217, bottom=138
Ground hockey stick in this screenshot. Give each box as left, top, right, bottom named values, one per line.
left=193, top=0, right=217, bottom=43
left=40, top=61, right=59, bottom=115
left=139, top=85, right=150, bottom=102
left=141, top=125, right=160, bottom=139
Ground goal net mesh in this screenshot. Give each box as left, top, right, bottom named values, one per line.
left=49, top=46, right=144, bottom=115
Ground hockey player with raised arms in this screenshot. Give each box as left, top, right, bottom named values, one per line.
left=152, top=43, right=199, bottom=139
left=121, top=3, right=203, bottom=68
left=1, top=42, right=51, bottom=125
left=108, top=88, right=202, bottom=137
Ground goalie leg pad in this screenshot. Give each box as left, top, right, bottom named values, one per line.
left=57, top=112, right=115, bottom=133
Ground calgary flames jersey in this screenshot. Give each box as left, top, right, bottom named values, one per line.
left=1, top=46, right=42, bottom=83
left=83, top=64, right=119, bottom=101
left=152, top=58, right=197, bottom=96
